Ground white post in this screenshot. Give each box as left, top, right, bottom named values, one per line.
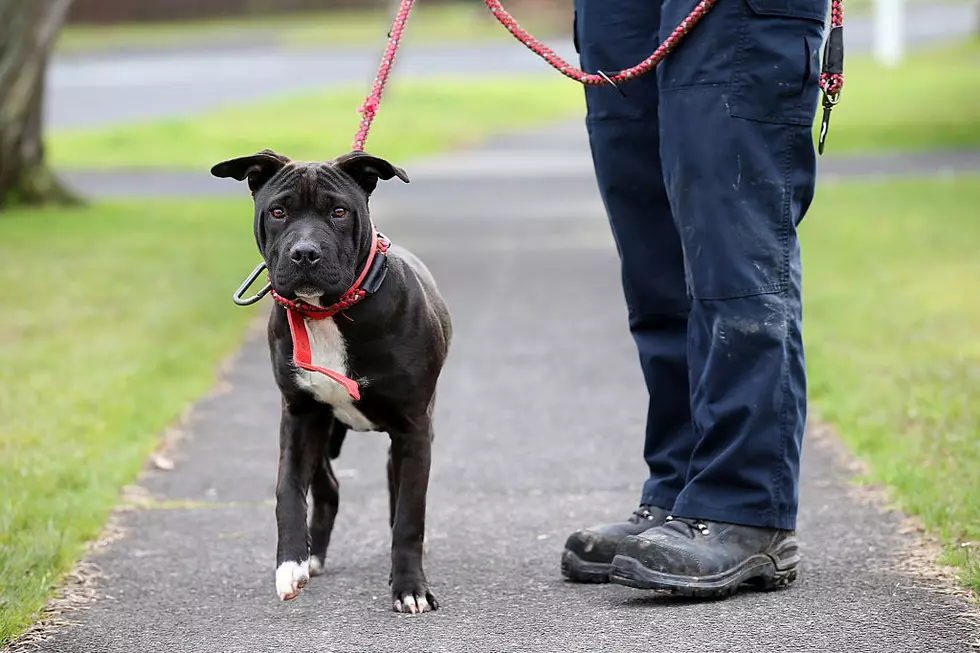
left=873, top=0, right=905, bottom=66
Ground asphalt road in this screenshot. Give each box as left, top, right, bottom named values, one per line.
left=26, top=125, right=980, bottom=653
left=47, top=2, right=979, bottom=129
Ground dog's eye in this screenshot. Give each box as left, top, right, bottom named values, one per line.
left=332, top=207, right=347, bottom=218
left=269, top=207, right=286, bottom=220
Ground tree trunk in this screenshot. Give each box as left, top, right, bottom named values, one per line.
left=0, top=0, right=79, bottom=209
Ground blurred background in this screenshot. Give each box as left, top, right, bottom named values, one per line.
left=1, top=0, right=978, bottom=648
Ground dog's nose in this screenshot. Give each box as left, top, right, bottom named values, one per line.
left=289, top=242, right=321, bottom=267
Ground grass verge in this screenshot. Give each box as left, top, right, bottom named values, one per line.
left=0, top=199, right=260, bottom=645
left=50, top=41, right=980, bottom=171
left=803, top=175, right=980, bottom=592
left=813, top=40, right=980, bottom=153
left=56, top=5, right=562, bottom=54
left=48, top=76, right=585, bottom=171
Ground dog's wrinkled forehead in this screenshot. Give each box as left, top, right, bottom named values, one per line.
left=210, top=149, right=409, bottom=207
left=260, top=162, right=364, bottom=210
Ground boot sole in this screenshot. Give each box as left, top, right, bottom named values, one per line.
left=608, top=537, right=800, bottom=599
left=560, top=550, right=612, bottom=584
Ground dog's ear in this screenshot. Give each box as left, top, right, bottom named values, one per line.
left=210, top=149, right=291, bottom=195
left=331, top=151, right=409, bottom=196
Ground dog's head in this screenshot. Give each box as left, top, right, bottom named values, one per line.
left=211, top=149, right=408, bottom=304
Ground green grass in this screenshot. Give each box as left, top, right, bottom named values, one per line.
left=0, top=199, right=260, bottom=644
left=56, top=5, right=561, bottom=54
left=815, top=40, right=980, bottom=153
left=48, top=76, right=585, bottom=171
left=844, top=0, right=974, bottom=15
left=803, top=176, right=980, bottom=591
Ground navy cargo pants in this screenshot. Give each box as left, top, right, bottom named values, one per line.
left=575, top=0, right=826, bottom=530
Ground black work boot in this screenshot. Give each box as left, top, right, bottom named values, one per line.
left=561, top=505, right=670, bottom=583
left=609, top=516, right=800, bottom=598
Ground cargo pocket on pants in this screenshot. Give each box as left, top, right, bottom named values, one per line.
left=728, top=0, right=827, bottom=126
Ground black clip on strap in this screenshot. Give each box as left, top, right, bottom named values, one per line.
left=360, top=249, right=390, bottom=295
left=818, top=24, right=844, bottom=155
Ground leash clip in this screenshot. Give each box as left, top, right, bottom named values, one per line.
left=818, top=90, right=840, bottom=156
left=597, top=70, right=627, bottom=98
left=233, top=261, right=272, bottom=306
left=817, top=21, right=844, bottom=156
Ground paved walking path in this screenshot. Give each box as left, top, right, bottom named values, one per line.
left=24, top=123, right=980, bottom=653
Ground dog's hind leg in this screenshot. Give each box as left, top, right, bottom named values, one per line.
left=308, top=430, right=342, bottom=577
left=386, top=445, right=399, bottom=530
left=327, top=418, right=347, bottom=460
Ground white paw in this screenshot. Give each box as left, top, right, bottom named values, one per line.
left=275, top=560, right=309, bottom=601
left=308, top=555, right=324, bottom=577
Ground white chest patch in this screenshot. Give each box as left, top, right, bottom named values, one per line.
left=293, top=317, right=376, bottom=432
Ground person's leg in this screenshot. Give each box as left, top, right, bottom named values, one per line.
left=609, top=0, right=826, bottom=595
left=561, top=0, right=696, bottom=583
left=577, top=0, right=697, bottom=514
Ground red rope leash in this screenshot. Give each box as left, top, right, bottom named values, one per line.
left=820, top=0, right=845, bottom=98
left=352, top=0, right=416, bottom=151
left=487, top=0, right=844, bottom=97
left=483, top=0, right=720, bottom=87
left=351, top=0, right=719, bottom=150
left=817, top=0, right=845, bottom=153
left=353, top=0, right=844, bottom=152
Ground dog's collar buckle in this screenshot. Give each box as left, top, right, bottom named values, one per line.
left=360, top=235, right=390, bottom=295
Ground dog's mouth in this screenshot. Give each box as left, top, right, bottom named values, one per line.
left=270, top=253, right=355, bottom=306
left=291, top=285, right=326, bottom=306
left=274, top=267, right=352, bottom=302
left=294, top=286, right=323, bottom=300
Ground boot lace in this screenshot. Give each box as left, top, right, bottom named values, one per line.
left=665, top=515, right=711, bottom=536
left=628, top=505, right=660, bottom=524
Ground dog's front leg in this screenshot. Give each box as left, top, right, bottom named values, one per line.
left=389, top=421, right=438, bottom=614
left=274, top=401, right=325, bottom=601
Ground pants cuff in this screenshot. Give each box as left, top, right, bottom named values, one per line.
left=670, top=500, right=797, bottom=531
left=639, top=491, right=678, bottom=513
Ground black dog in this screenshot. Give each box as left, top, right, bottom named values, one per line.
left=211, top=149, right=451, bottom=613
